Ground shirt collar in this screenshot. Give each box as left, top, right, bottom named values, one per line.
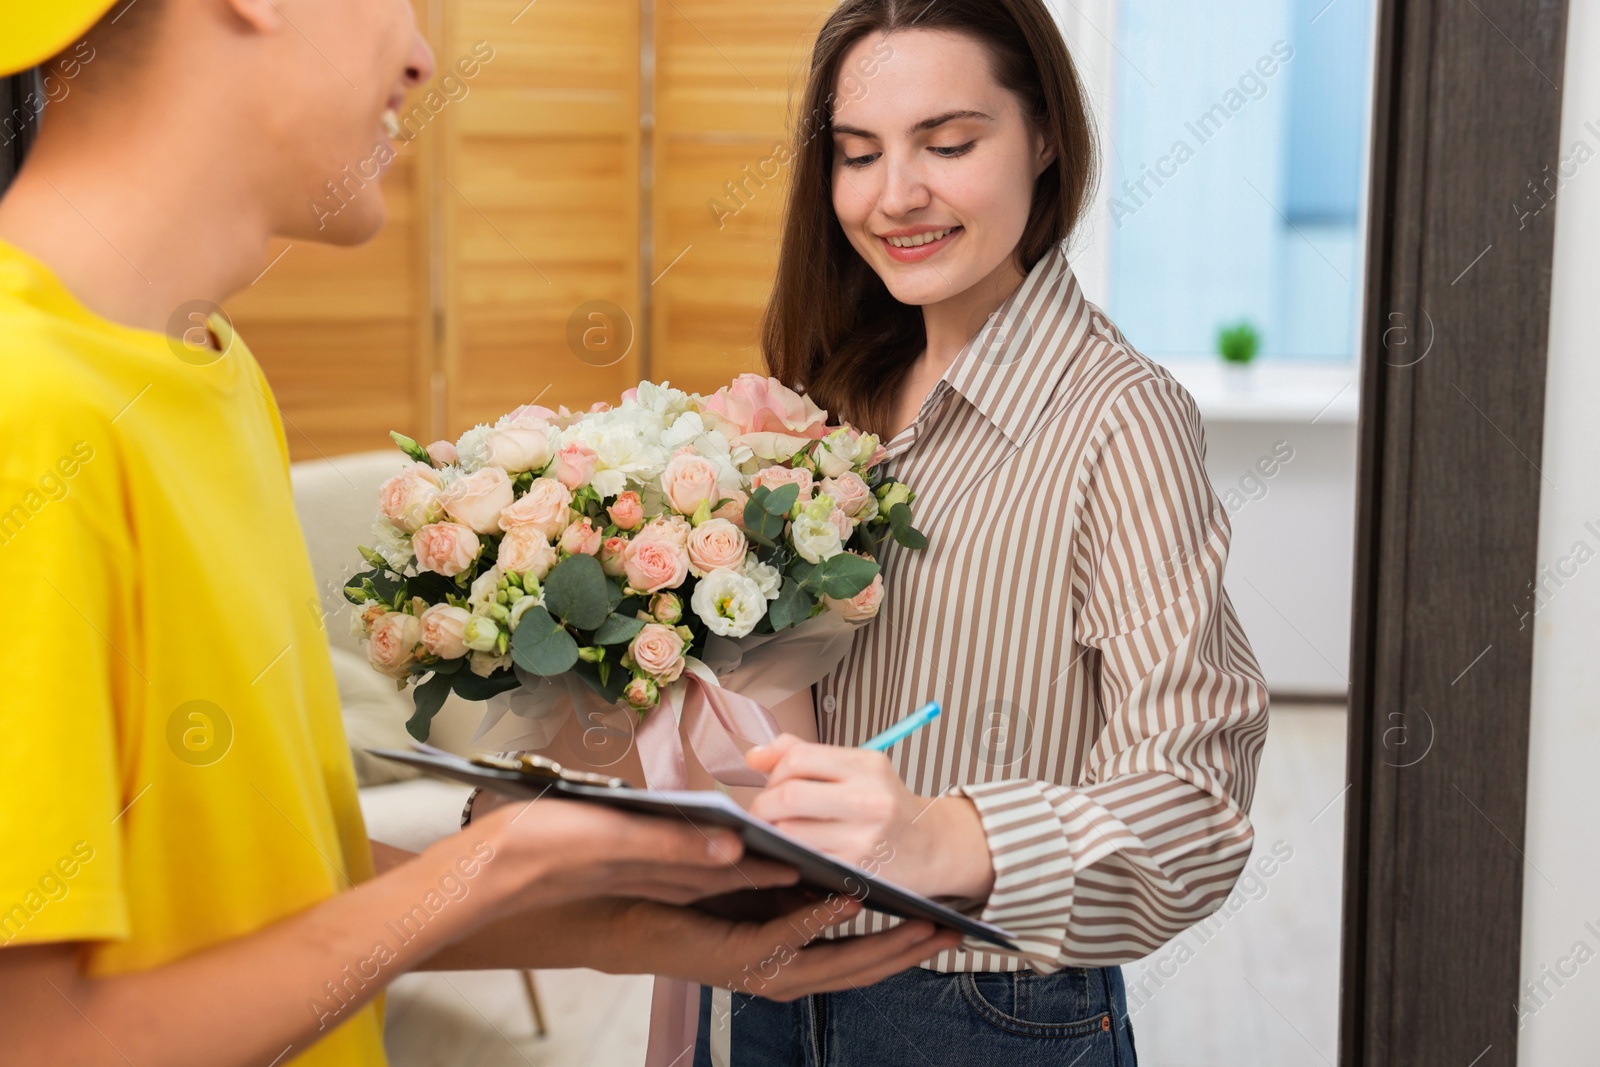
left=936, top=242, right=1088, bottom=448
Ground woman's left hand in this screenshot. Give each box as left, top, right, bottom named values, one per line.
left=745, top=734, right=996, bottom=902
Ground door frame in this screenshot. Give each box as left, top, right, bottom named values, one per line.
left=1341, top=1, right=1570, bottom=1064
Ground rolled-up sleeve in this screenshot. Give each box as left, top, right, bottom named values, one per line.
left=953, top=378, right=1270, bottom=968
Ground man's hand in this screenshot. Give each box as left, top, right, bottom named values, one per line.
left=620, top=896, right=963, bottom=1001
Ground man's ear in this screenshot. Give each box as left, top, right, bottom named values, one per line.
left=220, top=0, right=282, bottom=33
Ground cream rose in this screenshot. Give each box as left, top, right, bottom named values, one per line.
left=418, top=603, right=472, bottom=659
left=637, top=514, right=691, bottom=549
left=751, top=464, right=814, bottom=502
left=821, top=472, right=873, bottom=518
left=628, top=623, right=686, bottom=684
left=424, top=439, right=458, bottom=468
left=498, top=525, right=560, bottom=580
left=660, top=451, right=720, bottom=515
left=623, top=536, right=690, bottom=593
left=412, top=522, right=481, bottom=576
left=710, top=487, right=748, bottom=527
left=438, top=466, right=516, bottom=535
left=483, top=426, right=554, bottom=474
left=498, top=477, right=573, bottom=540
left=367, top=611, right=422, bottom=678
left=686, top=518, right=748, bottom=577
left=377, top=463, right=444, bottom=533
left=790, top=511, right=843, bottom=564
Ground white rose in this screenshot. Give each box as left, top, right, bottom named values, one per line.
left=690, top=569, right=767, bottom=638
left=740, top=553, right=782, bottom=600
left=790, top=512, right=844, bottom=564
left=482, top=426, right=554, bottom=473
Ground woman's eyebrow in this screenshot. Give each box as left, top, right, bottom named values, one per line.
left=830, top=109, right=994, bottom=139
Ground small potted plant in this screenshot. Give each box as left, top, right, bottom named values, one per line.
left=1217, top=319, right=1262, bottom=391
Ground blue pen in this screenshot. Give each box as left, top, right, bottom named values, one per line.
left=859, top=701, right=942, bottom=752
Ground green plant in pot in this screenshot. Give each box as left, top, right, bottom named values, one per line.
left=1217, top=320, right=1262, bottom=366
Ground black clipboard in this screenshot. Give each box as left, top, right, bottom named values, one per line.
left=369, top=744, right=1017, bottom=952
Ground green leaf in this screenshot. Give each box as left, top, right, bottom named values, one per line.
left=429, top=656, right=465, bottom=675
left=542, top=554, right=611, bottom=630
left=889, top=503, right=929, bottom=550
left=405, top=671, right=454, bottom=741
left=451, top=668, right=522, bottom=702
left=390, top=431, right=432, bottom=465
left=815, top=553, right=880, bottom=599
left=406, top=571, right=458, bottom=603
left=768, top=578, right=815, bottom=632
left=593, top=613, right=647, bottom=646
left=510, top=605, right=580, bottom=676
left=762, top=482, right=799, bottom=516
left=788, top=559, right=817, bottom=590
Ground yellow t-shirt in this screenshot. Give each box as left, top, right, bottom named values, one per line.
left=0, top=239, right=385, bottom=1066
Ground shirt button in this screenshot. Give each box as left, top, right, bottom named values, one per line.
left=822, top=695, right=837, bottom=714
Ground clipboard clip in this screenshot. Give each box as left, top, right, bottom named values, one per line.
left=467, top=750, right=631, bottom=791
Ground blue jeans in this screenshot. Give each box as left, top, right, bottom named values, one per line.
left=693, top=965, right=1137, bottom=1066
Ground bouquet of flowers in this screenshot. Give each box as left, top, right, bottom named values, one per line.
left=344, top=375, right=926, bottom=782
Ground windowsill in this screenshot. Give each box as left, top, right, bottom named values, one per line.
left=1154, top=358, right=1361, bottom=425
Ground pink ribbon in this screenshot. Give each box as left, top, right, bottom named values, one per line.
left=642, top=660, right=778, bottom=1067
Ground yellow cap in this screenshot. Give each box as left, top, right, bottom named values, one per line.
left=0, top=2, right=119, bottom=78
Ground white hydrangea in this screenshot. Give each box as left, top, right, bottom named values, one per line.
left=627, top=380, right=697, bottom=420
left=562, top=407, right=670, bottom=493
left=453, top=424, right=493, bottom=472
left=691, top=569, right=767, bottom=638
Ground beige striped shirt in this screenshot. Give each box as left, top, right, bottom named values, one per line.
left=818, top=243, right=1271, bottom=972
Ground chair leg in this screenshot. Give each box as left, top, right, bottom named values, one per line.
left=521, top=970, right=548, bottom=1037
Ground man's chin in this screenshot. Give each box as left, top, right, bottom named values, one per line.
left=285, top=196, right=388, bottom=247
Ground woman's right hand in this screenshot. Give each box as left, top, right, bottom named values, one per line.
left=459, top=797, right=801, bottom=919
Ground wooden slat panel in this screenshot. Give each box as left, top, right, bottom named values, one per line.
left=444, top=0, right=641, bottom=429
left=651, top=0, right=835, bottom=392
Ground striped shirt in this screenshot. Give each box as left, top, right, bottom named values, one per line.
left=818, top=242, right=1271, bottom=971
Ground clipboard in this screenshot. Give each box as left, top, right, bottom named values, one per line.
left=369, top=744, right=1018, bottom=952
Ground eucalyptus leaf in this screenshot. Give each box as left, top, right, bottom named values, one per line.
left=593, top=613, right=647, bottom=646
left=816, top=552, right=880, bottom=599
left=889, top=503, right=929, bottom=550
left=762, top=482, right=799, bottom=516
left=542, top=554, right=611, bottom=630
left=768, top=578, right=815, bottom=632
left=510, top=605, right=581, bottom=676
left=405, top=671, right=454, bottom=741
left=451, top=667, right=523, bottom=702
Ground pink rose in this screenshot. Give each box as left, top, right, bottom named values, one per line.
left=355, top=602, right=389, bottom=635
left=751, top=465, right=813, bottom=502
left=438, top=467, right=515, bottom=535
left=624, top=676, right=660, bottom=711
left=650, top=591, right=684, bottom=624
left=607, top=490, right=645, bottom=531
left=821, top=472, right=873, bottom=517
left=558, top=517, right=603, bottom=556
left=498, top=477, right=573, bottom=540
left=704, top=374, right=829, bottom=439
left=629, top=623, right=686, bottom=683
left=637, top=514, right=691, bottom=549
left=686, top=518, right=748, bottom=577
left=367, top=611, right=422, bottom=677
left=823, top=571, right=884, bottom=622
left=710, top=487, right=748, bottom=527
left=623, top=536, right=690, bottom=593
left=498, top=525, right=560, bottom=579
left=378, top=462, right=444, bottom=533
left=499, top=404, right=560, bottom=430
left=660, top=451, right=721, bottom=516
left=599, top=536, right=629, bottom=577
left=412, top=522, right=481, bottom=576
left=419, top=603, right=472, bottom=660
left=482, top=426, right=553, bottom=473
left=424, top=440, right=458, bottom=468
left=826, top=502, right=854, bottom=540
left=552, top=442, right=598, bottom=490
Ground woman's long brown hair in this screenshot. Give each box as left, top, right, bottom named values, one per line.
left=762, top=0, right=1099, bottom=438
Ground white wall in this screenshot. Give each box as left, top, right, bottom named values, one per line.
left=1519, top=1, right=1600, bottom=1059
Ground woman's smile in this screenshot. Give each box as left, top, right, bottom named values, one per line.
left=878, top=224, right=964, bottom=262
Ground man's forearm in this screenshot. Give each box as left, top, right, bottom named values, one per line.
left=417, top=897, right=638, bottom=973
left=1, top=832, right=516, bottom=1067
